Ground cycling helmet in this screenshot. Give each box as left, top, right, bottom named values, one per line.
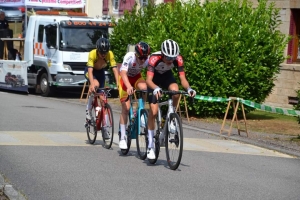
left=161, top=39, right=180, bottom=58
left=96, top=38, right=110, bottom=54
left=135, top=42, right=150, bottom=57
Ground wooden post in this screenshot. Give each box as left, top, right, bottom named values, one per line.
left=220, top=97, right=248, bottom=137
left=175, top=94, right=190, bottom=122
left=79, top=81, right=89, bottom=103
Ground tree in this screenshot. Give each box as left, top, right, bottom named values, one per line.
left=110, top=0, right=289, bottom=117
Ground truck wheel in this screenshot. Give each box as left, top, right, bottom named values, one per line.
left=40, top=73, right=53, bottom=97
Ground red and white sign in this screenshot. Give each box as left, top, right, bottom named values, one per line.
left=0, top=0, right=85, bottom=8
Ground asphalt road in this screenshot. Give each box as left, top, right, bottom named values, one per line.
left=0, top=90, right=300, bottom=200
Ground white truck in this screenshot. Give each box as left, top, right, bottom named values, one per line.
left=24, top=11, right=116, bottom=96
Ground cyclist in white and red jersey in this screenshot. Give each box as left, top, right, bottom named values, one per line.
left=118, top=42, right=150, bottom=149
left=146, top=39, right=196, bottom=159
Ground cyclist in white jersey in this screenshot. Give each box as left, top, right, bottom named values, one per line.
left=118, top=42, right=151, bottom=149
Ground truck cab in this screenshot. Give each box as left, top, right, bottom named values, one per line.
left=25, top=11, right=115, bottom=96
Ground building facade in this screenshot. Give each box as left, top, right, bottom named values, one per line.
left=85, top=0, right=300, bottom=108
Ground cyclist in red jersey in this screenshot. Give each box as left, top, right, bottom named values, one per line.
left=146, top=39, right=196, bottom=159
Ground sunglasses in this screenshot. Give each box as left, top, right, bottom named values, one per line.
left=99, top=51, right=108, bottom=56
left=164, top=55, right=176, bottom=61
left=137, top=55, right=148, bottom=60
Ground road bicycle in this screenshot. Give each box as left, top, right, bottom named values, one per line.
left=148, top=90, right=192, bottom=170
left=119, top=90, right=148, bottom=159
left=85, top=87, right=114, bottom=149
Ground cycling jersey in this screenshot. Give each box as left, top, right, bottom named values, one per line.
left=120, top=52, right=148, bottom=77
left=119, top=52, right=148, bottom=102
left=85, top=49, right=117, bottom=88
left=86, top=49, right=117, bottom=69
left=147, top=51, right=186, bottom=104
left=147, top=51, right=185, bottom=77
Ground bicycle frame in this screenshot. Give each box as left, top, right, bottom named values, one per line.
left=157, top=98, right=174, bottom=143
left=128, top=92, right=145, bottom=139
left=92, top=88, right=111, bottom=131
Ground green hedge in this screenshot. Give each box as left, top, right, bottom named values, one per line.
left=110, top=0, right=289, bottom=117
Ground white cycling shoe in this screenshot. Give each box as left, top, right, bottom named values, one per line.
left=119, top=139, right=128, bottom=149
left=147, top=148, right=156, bottom=160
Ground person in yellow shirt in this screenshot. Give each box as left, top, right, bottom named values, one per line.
left=84, top=38, right=118, bottom=139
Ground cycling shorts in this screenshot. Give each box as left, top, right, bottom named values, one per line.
left=119, top=73, right=144, bottom=103
left=84, top=67, right=105, bottom=88
left=147, top=70, right=177, bottom=104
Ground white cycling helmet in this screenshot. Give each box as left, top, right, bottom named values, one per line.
left=161, top=39, right=180, bottom=58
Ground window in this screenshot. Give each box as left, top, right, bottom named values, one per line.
left=140, top=0, right=148, bottom=8
left=37, top=25, right=44, bottom=43
left=288, top=9, right=300, bottom=63
left=113, top=0, right=119, bottom=13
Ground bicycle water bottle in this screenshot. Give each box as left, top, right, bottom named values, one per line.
left=95, top=106, right=101, bottom=117
left=132, top=102, right=137, bottom=118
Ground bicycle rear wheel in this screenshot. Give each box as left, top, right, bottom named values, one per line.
left=86, top=104, right=97, bottom=144
left=165, top=113, right=183, bottom=170
left=102, top=103, right=114, bottom=149
left=136, top=109, right=148, bottom=160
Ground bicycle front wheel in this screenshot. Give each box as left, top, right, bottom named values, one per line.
left=102, top=103, right=114, bottom=149
left=165, top=113, right=183, bottom=170
left=136, top=109, right=148, bottom=160
left=86, top=105, right=97, bottom=144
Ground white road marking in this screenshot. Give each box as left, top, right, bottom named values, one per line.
left=0, top=131, right=293, bottom=158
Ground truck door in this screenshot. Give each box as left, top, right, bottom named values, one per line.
left=44, top=23, right=58, bottom=74
left=32, top=21, right=58, bottom=76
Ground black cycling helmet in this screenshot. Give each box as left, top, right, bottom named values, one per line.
left=96, top=38, right=110, bottom=54
left=135, top=42, right=150, bottom=57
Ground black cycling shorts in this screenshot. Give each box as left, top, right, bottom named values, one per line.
left=147, top=70, right=177, bottom=104
left=84, top=67, right=105, bottom=88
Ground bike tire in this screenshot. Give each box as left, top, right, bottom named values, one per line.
left=86, top=104, right=97, bottom=144
left=136, top=109, right=148, bottom=160
left=165, top=113, right=183, bottom=170
left=148, top=114, right=161, bottom=164
left=120, top=113, right=132, bottom=155
left=102, top=103, right=114, bottom=149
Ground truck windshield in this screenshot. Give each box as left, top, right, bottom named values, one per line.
left=59, top=27, right=109, bottom=52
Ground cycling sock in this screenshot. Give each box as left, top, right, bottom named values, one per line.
left=120, top=124, right=126, bottom=140
left=105, top=114, right=109, bottom=126
left=148, top=130, right=154, bottom=148
left=86, top=95, right=93, bottom=110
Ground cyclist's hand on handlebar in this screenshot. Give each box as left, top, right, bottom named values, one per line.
left=127, top=86, right=134, bottom=95
left=89, top=83, right=96, bottom=93
left=187, top=87, right=196, bottom=97
left=153, top=87, right=162, bottom=100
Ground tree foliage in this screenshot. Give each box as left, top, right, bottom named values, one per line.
left=110, top=0, right=289, bottom=117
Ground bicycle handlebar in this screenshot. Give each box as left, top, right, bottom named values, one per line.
left=125, top=89, right=147, bottom=102
left=153, top=90, right=195, bottom=103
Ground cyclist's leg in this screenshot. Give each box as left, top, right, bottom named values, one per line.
left=85, top=67, right=99, bottom=121
left=134, top=74, right=147, bottom=104
left=95, top=69, right=110, bottom=138
left=119, top=75, right=131, bottom=149
left=162, top=71, right=179, bottom=108
left=147, top=71, right=166, bottom=159
left=147, top=87, right=159, bottom=160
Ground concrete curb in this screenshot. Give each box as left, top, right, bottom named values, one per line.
left=0, top=174, right=26, bottom=200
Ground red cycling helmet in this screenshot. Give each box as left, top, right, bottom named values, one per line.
left=135, top=42, right=150, bottom=58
